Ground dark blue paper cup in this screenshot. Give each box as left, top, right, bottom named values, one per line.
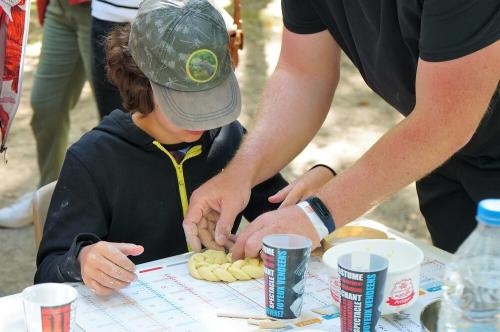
left=262, top=234, right=312, bottom=319
left=338, top=252, right=388, bottom=332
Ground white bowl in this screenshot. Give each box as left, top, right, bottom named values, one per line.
left=323, top=239, right=424, bottom=315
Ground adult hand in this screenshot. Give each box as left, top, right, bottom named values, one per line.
left=268, top=165, right=335, bottom=208
left=183, top=170, right=251, bottom=252
left=78, top=241, right=144, bottom=296
left=231, top=205, right=321, bottom=260
left=197, top=210, right=236, bottom=251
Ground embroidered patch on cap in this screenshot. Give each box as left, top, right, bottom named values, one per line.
left=186, top=49, right=218, bottom=83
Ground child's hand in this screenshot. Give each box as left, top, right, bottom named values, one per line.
left=268, top=165, right=336, bottom=208
left=78, top=241, right=144, bottom=296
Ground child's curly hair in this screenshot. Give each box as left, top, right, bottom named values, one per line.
left=105, top=24, right=154, bottom=115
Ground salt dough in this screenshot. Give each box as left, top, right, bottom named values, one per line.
left=188, top=250, right=264, bottom=282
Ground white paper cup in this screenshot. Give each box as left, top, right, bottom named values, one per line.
left=323, top=239, right=424, bottom=315
left=22, top=283, right=78, bottom=332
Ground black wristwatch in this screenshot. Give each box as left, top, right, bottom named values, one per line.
left=305, top=196, right=335, bottom=233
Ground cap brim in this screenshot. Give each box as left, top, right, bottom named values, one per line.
left=151, top=71, right=241, bottom=131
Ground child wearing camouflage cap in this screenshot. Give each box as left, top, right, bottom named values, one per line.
left=34, top=0, right=289, bottom=295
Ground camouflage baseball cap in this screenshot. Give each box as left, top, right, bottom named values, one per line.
left=129, top=0, right=241, bottom=130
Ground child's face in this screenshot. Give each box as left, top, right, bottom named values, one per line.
left=152, top=105, right=205, bottom=143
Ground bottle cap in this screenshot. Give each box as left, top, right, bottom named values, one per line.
left=477, top=199, right=500, bottom=226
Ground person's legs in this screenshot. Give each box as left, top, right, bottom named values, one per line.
left=416, top=158, right=477, bottom=253
left=1, top=1, right=93, bottom=228
left=30, top=0, right=90, bottom=188
left=73, top=2, right=93, bottom=95
left=90, top=18, right=125, bottom=118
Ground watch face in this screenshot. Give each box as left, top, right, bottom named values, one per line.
left=307, top=197, right=335, bottom=233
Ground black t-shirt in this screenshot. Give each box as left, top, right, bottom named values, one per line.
left=282, top=0, right=500, bottom=163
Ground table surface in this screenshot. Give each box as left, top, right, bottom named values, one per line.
left=0, top=219, right=452, bottom=332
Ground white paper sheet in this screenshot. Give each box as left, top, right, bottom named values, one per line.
left=74, top=248, right=445, bottom=332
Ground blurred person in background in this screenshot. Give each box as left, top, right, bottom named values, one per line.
left=0, top=0, right=95, bottom=227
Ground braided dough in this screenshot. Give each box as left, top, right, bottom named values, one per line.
left=188, top=250, right=264, bottom=282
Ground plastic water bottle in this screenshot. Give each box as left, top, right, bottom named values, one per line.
left=437, top=199, right=500, bottom=332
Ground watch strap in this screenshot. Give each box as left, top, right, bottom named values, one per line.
left=297, top=201, right=329, bottom=240
left=305, top=196, right=335, bottom=233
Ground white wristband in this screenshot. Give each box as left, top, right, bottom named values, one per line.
left=297, top=201, right=329, bottom=240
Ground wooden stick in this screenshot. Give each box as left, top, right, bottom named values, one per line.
left=258, top=320, right=286, bottom=329
left=248, top=319, right=287, bottom=329
left=248, top=319, right=272, bottom=326
left=217, top=312, right=275, bottom=320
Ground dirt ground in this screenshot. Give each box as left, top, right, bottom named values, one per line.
left=0, top=0, right=430, bottom=296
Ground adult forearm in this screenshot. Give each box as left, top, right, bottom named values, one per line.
left=317, top=109, right=478, bottom=227
left=226, top=66, right=336, bottom=187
